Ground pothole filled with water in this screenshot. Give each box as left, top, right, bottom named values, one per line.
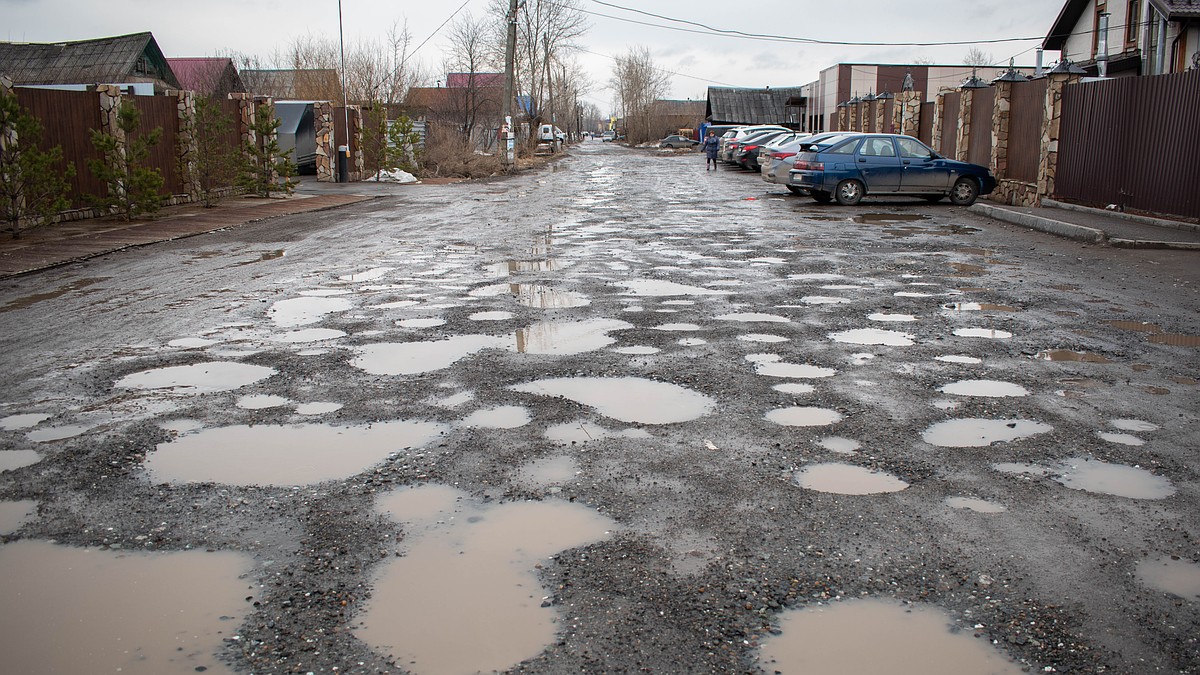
left=461, top=406, right=532, bottom=429
left=716, top=312, right=791, bottom=323
left=616, top=279, right=732, bottom=297
left=758, top=599, right=1021, bottom=674
left=2, top=450, right=42, bottom=472
left=773, top=383, right=816, bottom=395
left=1111, top=419, right=1158, bottom=432
left=939, top=380, right=1029, bottom=397
left=0, top=540, right=255, bottom=674
left=944, top=302, right=1018, bottom=312
left=352, top=335, right=506, bottom=375
left=922, top=419, right=1052, bottom=447
left=746, top=354, right=837, bottom=379
left=236, top=394, right=292, bottom=410
left=738, top=333, right=789, bottom=343
left=817, top=437, right=860, bottom=454
left=144, top=420, right=447, bottom=486
left=936, top=355, right=983, bottom=364
left=945, top=496, right=1007, bottom=513
left=115, top=362, right=276, bottom=394
left=1035, top=350, right=1111, bottom=363
left=954, top=328, right=1013, bottom=339
left=1055, top=456, right=1175, bottom=499
left=515, top=318, right=631, bottom=355
left=1137, top=557, right=1200, bottom=600
left=766, top=407, right=843, bottom=427
left=357, top=485, right=614, bottom=675
left=794, top=463, right=908, bottom=495
left=869, top=313, right=916, bottom=322
left=0, top=413, right=51, bottom=430
left=511, top=377, right=714, bottom=424
left=269, top=328, right=347, bottom=343
left=829, top=328, right=914, bottom=346
left=543, top=421, right=652, bottom=443
left=1097, top=431, right=1144, bottom=446
left=515, top=455, right=580, bottom=487
left=0, top=500, right=36, bottom=534
left=268, top=296, right=353, bottom=327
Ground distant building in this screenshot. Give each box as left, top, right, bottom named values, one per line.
left=1044, top=0, right=1199, bottom=77
left=705, top=86, right=807, bottom=129
left=166, top=57, right=245, bottom=98
left=0, top=31, right=180, bottom=93
left=445, top=72, right=503, bottom=88
left=242, top=69, right=342, bottom=101
left=652, top=99, right=706, bottom=137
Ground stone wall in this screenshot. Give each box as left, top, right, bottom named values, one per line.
left=930, top=93, right=946, bottom=155
left=314, top=102, right=335, bottom=182
left=171, top=89, right=199, bottom=200
left=893, top=91, right=922, bottom=137
left=955, top=89, right=973, bottom=162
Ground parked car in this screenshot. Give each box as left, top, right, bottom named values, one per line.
left=788, top=133, right=996, bottom=206
left=601, top=130, right=616, bottom=142
left=771, top=132, right=863, bottom=193
left=659, top=134, right=699, bottom=149
left=735, top=130, right=796, bottom=171
left=721, top=125, right=789, bottom=162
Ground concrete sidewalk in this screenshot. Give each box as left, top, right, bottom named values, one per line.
left=969, top=198, right=1200, bottom=250
left=0, top=193, right=373, bottom=279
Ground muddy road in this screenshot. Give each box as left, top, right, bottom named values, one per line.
left=1, top=140, right=1199, bottom=674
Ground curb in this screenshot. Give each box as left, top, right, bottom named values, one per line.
left=1043, top=198, right=1200, bottom=234
left=969, top=203, right=1105, bottom=243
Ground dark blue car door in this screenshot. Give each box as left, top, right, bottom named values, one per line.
left=896, top=137, right=951, bottom=191
left=855, top=136, right=902, bottom=192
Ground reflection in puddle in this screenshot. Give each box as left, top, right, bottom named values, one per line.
left=0, top=277, right=107, bottom=313
left=469, top=311, right=513, bottom=321
left=869, top=313, right=916, bottom=322
left=1097, top=431, right=1144, bottom=446
left=738, top=333, right=789, bottom=343
left=829, top=328, right=914, bottom=346
left=461, top=406, right=532, bottom=429
left=1104, top=319, right=1162, bottom=333
left=0, top=449, right=41, bottom=470
left=1138, top=557, right=1200, bottom=599
left=716, top=312, right=791, bottom=323
left=747, top=354, right=837, bottom=379
left=339, top=267, right=394, bottom=282
left=0, top=413, right=51, bottom=430
left=922, top=418, right=1052, bottom=447
left=939, top=380, right=1029, bottom=397
left=397, top=318, right=447, bottom=329
left=613, top=345, right=660, bottom=355
left=946, top=496, right=1007, bottom=513
left=236, top=394, right=292, bottom=409
left=0, top=540, right=255, bottom=675
left=268, top=296, right=353, bottom=327
left=855, top=213, right=926, bottom=224
left=489, top=259, right=560, bottom=275
left=794, top=463, right=908, bottom=495
left=269, top=328, right=346, bottom=343
left=817, top=437, right=860, bottom=454
left=936, top=355, right=982, bottom=364
left=512, top=284, right=590, bottom=309
left=359, top=485, right=614, bottom=675
left=0, top=500, right=37, bottom=534
left=515, top=318, right=631, bottom=355
left=954, top=328, right=1012, bottom=339
left=116, top=362, right=276, bottom=394
left=1035, top=350, right=1111, bottom=363
left=27, top=424, right=91, bottom=442
left=512, top=377, right=714, bottom=424
left=353, top=335, right=506, bottom=375
left=544, top=421, right=652, bottom=443
left=758, top=599, right=1021, bottom=674
left=944, top=302, right=1018, bottom=312
left=765, top=407, right=842, bottom=427
left=1056, top=456, right=1175, bottom=499
left=145, top=420, right=447, bottom=485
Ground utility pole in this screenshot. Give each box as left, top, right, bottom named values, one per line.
left=501, top=0, right=519, bottom=172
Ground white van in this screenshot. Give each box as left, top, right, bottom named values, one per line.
left=538, top=124, right=566, bottom=142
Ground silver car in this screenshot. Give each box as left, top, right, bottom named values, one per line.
left=721, top=125, right=789, bottom=163
left=760, top=135, right=810, bottom=191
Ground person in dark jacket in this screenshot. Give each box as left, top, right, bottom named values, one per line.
left=701, top=131, right=720, bottom=171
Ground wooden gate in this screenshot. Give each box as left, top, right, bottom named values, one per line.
left=1056, top=70, right=1200, bottom=219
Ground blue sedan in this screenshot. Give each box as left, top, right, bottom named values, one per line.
left=788, top=133, right=996, bottom=206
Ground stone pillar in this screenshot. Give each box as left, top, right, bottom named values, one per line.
left=96, top=84, right=127, bottom=207
left=227, top=93, right=256, bottom=148
left=956, top=89, right=973, bottom=162
left=314, top=101, right=335, bottom=182
left=847, top=104, right=858, bottom=133
left=858, top=103, right=869, bottom=132
left=990, top=81, right=1012, bottom=182
left=350, top=105, right=364, bottom=181
left=894, top=91, right=922, bottom=138
left=1, top=77, right=23, bottom=217
left=171, top=90, right=199, bottom=200
left=1037, top=73, right=1079, bottom=201
left=836, top=107, right=847, bottom=131
left=931, top=93, right=945, bottom=155
left=875, top=100, right=888, bottom=133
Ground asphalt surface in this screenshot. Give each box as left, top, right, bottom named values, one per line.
left=1, top=140, right=1198, bottom=674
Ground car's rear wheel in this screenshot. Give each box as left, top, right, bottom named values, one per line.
left=949, top=178, right=979, bottom=205
left=923, top=194, right=944, bottom=203
left=811, top=190, right=833, bottom=204
left=835, top=180, right=864, bottom=206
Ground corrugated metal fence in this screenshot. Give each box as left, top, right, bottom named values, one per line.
left=13, top=89, right=107, bottom=208
left=1008, top=79, right=1047, bottom=183
left=967, top=87, right=993, bottom=167
left=940, top=92, right=960, bottom=158
left=1056, top=70, right=1200, bottom=218
left=917, top=102, right=934, bottom=146
left=130, top=94, right=183, bottom=195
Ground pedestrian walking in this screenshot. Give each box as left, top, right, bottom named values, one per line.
left=701, top=131, right=720, bottom=171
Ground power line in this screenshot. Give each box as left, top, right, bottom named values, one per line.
left=409, top=0, right=472, bottom=56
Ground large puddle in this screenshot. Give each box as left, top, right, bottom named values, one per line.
left=115, top=362, right=276, bottom=394
left=0, top=413, right=51, bottom=430
left=1137, top=557, right=1200, bottom=600
left=954, top=328, right=1013, bottom=339
left=829, top=328, right=914, bottom=346
left=2, top=450, right=43, bottom=472
left=716, top=312, right=791, bottom=323
left=794, top=463, right=908, bottom=495
left=461, top=406, right=532, bottom=429
left=1035, top=350, right=1110, bottom=363
left=922, top=418, right=1052, bottom=447
left=0, top=500, right=36, bottom=534
left=145, top=421, right=447, bottom=485
left=939, top=380, right=1029, bottom=397
left=0, top=540, right=255, bottom=674
left=352, top=335, right=506, bottom=375
left=511, top=377, right=714, bottom=424
left=757, top=598, right=1021, bottom=674
left=995, top=457, right=1176, bottom=499
left=765, top=407, right=843, bottom=427
left=267, top=296, right=353, bottom=327
left=746, top=354, right=837, bottom=379
left=515, top=318, right=632, bottom=355
left=512, top=284, right=590, bottom=309
left=357, top=485, right=614, bottom=674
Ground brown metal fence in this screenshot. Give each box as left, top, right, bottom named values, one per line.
left=968, top=87, right=993, bottom=167
left=220, top=98, right=244, bottom=150
left=333, top=107, right=360, bottom=160
left=1057, top=70, right=1200, bottom=219
left=130, top=95, right=182, bottom=195
left=866, top=101, right=878, bottom=132
left=13, top=88, right=108, bottom=208
left=940, top=91, right=960, bottom=158
left=917, top=102, right=934, bottom=145
left=882, top=99, right=895, bottom=133
left=1008, top=79, right=1047, bottom=183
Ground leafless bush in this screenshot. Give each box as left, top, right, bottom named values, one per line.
left=420, top=125, right=502, bottom=178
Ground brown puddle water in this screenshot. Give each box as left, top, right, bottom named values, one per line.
left=1148, top=333, right=1200, bottom=347
left=922, top=419, right=1053, bottom=448
left=1035, top=350, right=1111, bottom=363
left=1137, top=557, right=1200, bottom=600
left=358, top=485, right=614, bottom=675
left=0, top=500, right=37, bottom=534
left=854, top=213, right=926, bottom=224
left=1055, top=456, right=1175, bottom=499
left=145, top=421, right=447, bottom=486
left=1104, top=320, right=1162, bottom=333
left=794, top=463, right=908, bottom=495
left=0, top=540, right=255, bottom=674
left=0, top=277, right=108, bottom=313
left=758, top=599, right=1022, bottom=674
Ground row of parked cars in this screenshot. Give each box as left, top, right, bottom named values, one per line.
left=705, top=125, right=995, bottom=206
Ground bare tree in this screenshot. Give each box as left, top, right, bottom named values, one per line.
left=444, top=12, right=502, bottom=142
left=609, top=46, right=671, bottom=145
left=963, top=48, right=995, bottom=67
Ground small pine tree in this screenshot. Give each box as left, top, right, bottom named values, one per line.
left=240, top=103, right=297, bottom=198
left=388, top=115, right=421, bottom=175
left=192, top=96, right=239, bottom=207
left=0, top=89, right=75, bottom=238
left=88, top=101, right=164, bottom=220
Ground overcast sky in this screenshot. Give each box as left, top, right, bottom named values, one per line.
left=4, top=0, right=1065, bottom=110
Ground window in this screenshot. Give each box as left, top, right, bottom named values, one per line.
left=1126, top=0, right=1141, bottom=48
left=861, top=137, right=896, bottom=157
left=896, top=137, right=933, bottom=159
left=827, top=138, right=861, bottom=155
